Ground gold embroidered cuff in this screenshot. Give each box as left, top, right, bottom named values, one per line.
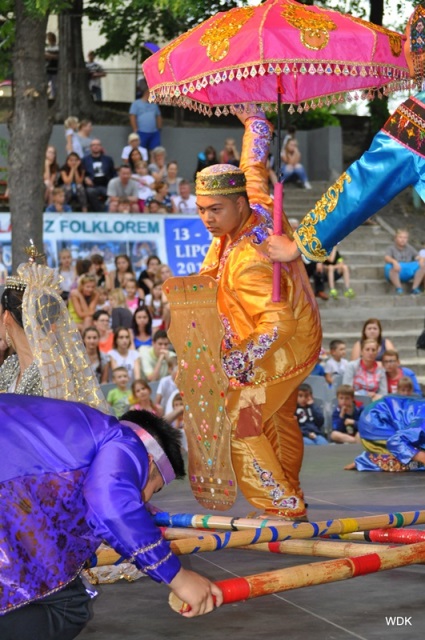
left=293, top=231, right=329, bottom=262
left=140, top=551, right=173, bottom=573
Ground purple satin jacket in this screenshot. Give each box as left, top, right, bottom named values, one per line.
left=0, top=394, right=181, bottom=615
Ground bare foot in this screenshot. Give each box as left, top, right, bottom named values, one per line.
left=344, top=461, right=356, bottom=470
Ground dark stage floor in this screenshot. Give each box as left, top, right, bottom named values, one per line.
left=80, top=445, right=425, bottom=640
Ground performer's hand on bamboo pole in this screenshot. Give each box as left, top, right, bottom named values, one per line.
left=266, top=229, right=301, bottom=263
left=168, top=567, right=223, bottom=617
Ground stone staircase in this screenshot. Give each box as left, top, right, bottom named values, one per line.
left=283, top=182, right=425, bottom=388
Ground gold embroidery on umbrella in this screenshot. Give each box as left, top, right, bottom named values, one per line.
left=199, top=6, right=255, bottom=62
left=296, top=172, right=351, bottom=260
left=158, top=29, right=194, bottom=74
left=281, top=4, right=337, bottom=51
left=348, top=16, right=402, bottom=57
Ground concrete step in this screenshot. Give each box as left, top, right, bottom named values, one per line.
left=318, top=292, right=425, bottom=306
left=319, top=312, right=425, bottom=333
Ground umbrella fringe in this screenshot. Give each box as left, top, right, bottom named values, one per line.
left=149, top=73, right=411, bottom=116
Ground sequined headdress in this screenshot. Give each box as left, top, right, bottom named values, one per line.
left=195, top=164, right=247, bottom=196
left=4, top=241, right=110, bottom=413
left=409, top=2, right=425, bottom=88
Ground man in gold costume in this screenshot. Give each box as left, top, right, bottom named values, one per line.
left=195, top=112, right=322, bottom=520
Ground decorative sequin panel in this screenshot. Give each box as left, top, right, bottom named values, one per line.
left=163, top=276, right=237, bottom=510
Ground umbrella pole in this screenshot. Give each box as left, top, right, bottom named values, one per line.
left=272, top=88, right=284, bottom=302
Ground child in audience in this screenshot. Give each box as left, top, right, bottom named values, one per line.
left=129, top=379, right=163, bottom=415
left=330, top=385, right=363, bottom=444
left=324, top=247, right=355, bottom=299
left=124, top=276, right=141, bottom=314
left=107, top=367, right=132, bottom=417
left=132, top=160, right=155, bottom=212
left=146, top=280, right=169, bottom=331
left=324, top=339, right=349, bottom=385
left=57, top=247, right=77, bottom=302
left=295, top=383, right=328, bottom=445
left=45, top=187, right=72, bottom=213
left=397, top=376, right=415, bottom=396
left=155, top=356, right=178, bottom=411
left=164, top=391, right=187, bottom=452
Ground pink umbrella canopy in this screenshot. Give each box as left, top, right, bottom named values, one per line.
left=143, top=0, right=410, bottom=115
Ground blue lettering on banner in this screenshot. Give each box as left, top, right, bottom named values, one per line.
left=164, top=218, right=211, bottom=275
left=58, top=219, right=160, bottom=234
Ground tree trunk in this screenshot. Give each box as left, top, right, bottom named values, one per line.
left=55, top=0, right=102, bottom=122
left=9, top=0, right=51, bottom=270
left=368, top=0, right=389, bottom=138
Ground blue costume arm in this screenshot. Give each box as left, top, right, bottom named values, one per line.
left=294, top=132, right=423, bottom=261
left=386, top=422, right=425, bottom=464
left=84, top=427, right=181, bottom=584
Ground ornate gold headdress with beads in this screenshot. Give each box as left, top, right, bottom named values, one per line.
left=195, top=164, right=247, bottom=196
left=4, top=240, right=45, bottom=291
left=3, top=240, right=110, bottom=414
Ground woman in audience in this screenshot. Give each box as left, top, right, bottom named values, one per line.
left=165, top=161, right=182, bottom=197
left=132, top=305, right=153, bottom=349
left=108, top=326, right=141, bottom=382
left=93, top=309, right=113, bottom=353
left=195, top=145, right=218, bottom=176
left=351, top=318, right=396, bottom=362
left=82, top=326, right=109, bottom=383
left=58, top=152, right=88, bottom=212
left=44, top=145, right=60, bottom=205
left=144, top=181, right=173, bottom=213
left=343, top=338, right=387, bottom=400
left=128, top=148, right=144, bottom=173
left=109, top=254, right=135, bottom=289
left=109, top=288, right=134, bottom=331
left=148, top=146, right=167, bottom=182
left=280, top=138, right=311, bottom=189
left=68, top=274, right=99, bottom=332
left=137, top=254, right=161, bottom=296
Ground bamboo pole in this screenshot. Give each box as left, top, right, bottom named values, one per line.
left=167, top=510, right=425, bottom=556
left=325, top=528, right=425, bottom=544
left=169, top=540, right=425, bottom=614
left=90, top=536, right=395, bottom=568
left=153, top=509, right=425, bottom=533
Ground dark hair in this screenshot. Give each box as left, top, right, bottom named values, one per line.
left=153, top=329, right=167, bottom=342
left=76, top=258, right=92, bottom=277
left=112, top=326, right=131, bottom=349
left=90, top=254, right=104, bottom=266
left=120, top=409, right=186, bottom=479
left=147, top=255, right=161, bottom=268
left=329, top=339, right=345, bottom=351
left=62, top=152, right=84, bottom=177
left=1, top=287, right=24, bottom=328
left=128, top=148, right=143, bottom=173
left=114, top=254, right=134, bottom=274
left=298, top=383, right=313, bottom=394
left=82, top=326, right=102, bottom=378
left=93, top=309, right=110, bottom=322
left=132, top=305, right=152, bottom=337
left=226, top=191, right=249, bottom=206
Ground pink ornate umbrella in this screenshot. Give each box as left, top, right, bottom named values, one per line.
left=143, top=0, right=409, bottom=116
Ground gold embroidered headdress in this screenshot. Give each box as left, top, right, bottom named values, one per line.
left=4, top=241, right=110, bottom=413
left=195, top=164, right=247, bottom=196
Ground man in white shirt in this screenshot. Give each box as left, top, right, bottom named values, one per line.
left=171, top=180, right=197, bottom=214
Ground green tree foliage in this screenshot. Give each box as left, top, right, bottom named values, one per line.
left=85, top=0, right=246, bottom=61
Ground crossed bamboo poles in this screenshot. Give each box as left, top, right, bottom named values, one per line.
left=89, top=510, right=425, bottom=613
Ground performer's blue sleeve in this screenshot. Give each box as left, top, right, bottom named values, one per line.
left=295, top=131, right=425, bottom=261
left=387, top=422, right=425, bottom=464
left=84, top=428, right=181, bottom=584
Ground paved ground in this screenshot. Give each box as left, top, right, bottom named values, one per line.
left=80, top=445, right=425, bottom=640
